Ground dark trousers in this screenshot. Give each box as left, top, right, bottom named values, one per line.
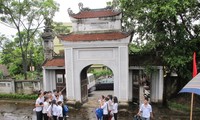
left=53, top=116, right=57, bottom=120
left=108, top=114, right=112, bottom=120
left=36, top=111, right=43, bottom=120
left=113, top=113, right=117, bottom=120
left=103, top=114, right=109, bottom=120
left=58, top=117, right=63, bottom=120
left=43, top=113, right=48, bottom=120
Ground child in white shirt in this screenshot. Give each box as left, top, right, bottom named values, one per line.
left=57, top=101, right=63, bottom=120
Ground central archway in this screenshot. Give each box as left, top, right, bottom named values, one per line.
left=64, top=46, right=130, bottom=104
left=80, top=64, right=114, bottom=103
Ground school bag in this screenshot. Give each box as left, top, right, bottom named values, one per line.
left=95, top=108, right=103, bottom=119
left=63, top=105, right=69, bottom=115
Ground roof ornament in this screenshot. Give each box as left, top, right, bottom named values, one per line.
left=78, top=2, right=90, bottom=11
left=68, top=8, right=74, bottom=15
left=78, top=2, right=83, bottom=10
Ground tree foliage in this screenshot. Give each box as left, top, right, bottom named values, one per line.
left=120, top=0, right=200, bottom=79
left=53, top=22, right=70, bottom=35
left=0, top=0, right=59, bottom=79
left=0, top=31, right=44, bottom=78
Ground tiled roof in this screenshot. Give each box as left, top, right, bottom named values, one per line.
left=43, top=58, right=65, bottom=67
left=58, top=32, right=130, bottom=42
left=69, top=9, right=121, bottom=19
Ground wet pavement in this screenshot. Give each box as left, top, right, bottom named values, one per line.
left=0, top=90, right=200, bottom=120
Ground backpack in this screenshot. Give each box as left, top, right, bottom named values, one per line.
left=95, top=108, right=103, bottom=119
left=63, top=105, right=69, bottom=115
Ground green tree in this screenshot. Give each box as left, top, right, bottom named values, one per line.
left=0, top=31, right=44, bottom=78
left=53, top=22, right=70, bottom=34
left=0, top=0, right=59, bottom=79
left=120, top=0, right=200, bottom=79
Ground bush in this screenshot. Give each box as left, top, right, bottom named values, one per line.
left=168, top=101, right=189, bottom=112
left=0, top=93, right=37, bottom=100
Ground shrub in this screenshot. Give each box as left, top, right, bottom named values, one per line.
left=0, top=93, right=37, bottom=100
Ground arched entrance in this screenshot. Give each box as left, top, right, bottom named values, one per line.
left=80, top=64, right=114, bottom=103
left=64, top=44, right=130, bottom=104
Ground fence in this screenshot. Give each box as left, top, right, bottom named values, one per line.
left=0, top=79, right=42, bottom=94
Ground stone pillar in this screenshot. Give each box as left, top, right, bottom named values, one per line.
left=128, top=70, right=133, bottom=101
left=158, top=66, right=164, bottom=103
left=65, top=48, right=76, bottom=103
left=41, top=18, right=55, bottom=60
left=118, top=46, right=129, bottom=104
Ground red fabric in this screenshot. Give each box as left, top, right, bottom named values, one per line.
left=193, top=52, right=197, bottom=77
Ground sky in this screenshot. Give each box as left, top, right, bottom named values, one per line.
left=54, top=0, right=111, bottom=22
left=0, top=0, right=110, bottom=36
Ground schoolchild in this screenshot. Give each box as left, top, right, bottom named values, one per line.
left=107, top=95, right=113, bottom=120
left=57, top=101, right=63, bottom=120
left=137, top=97, right=153, bottom=120
left=35, top=92, right=44, bottom=120
left=101, top=97, right=109, bottom=120
left=58, top=91, right=64, bottom=103
left=52, top=89, right=57, bottom=100
left=42, top=97, right=49, bottom=120
left=47, top=100, right=58, bottom=120
left=112, top=96, right=118, bottom=120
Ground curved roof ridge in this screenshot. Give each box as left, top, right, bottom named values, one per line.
left=68, top=3, right=121, bottom=19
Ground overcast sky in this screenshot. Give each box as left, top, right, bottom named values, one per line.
left=53, top=0, right=110, bottom=22
left=0, top=0, right=110, bottom=36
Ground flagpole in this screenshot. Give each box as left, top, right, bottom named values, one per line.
left=190, top=93, right=194, bottom=120
left=190, top=52, right=197, bottom=120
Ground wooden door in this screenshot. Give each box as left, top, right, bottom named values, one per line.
left=56, top=70, right=66, bottom=95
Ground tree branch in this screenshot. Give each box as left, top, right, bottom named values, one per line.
left=179, top=14, right=194, bottom=39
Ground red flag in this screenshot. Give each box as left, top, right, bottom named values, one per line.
left=193, top=52, right=197, bottom=77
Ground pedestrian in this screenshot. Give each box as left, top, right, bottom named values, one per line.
left=58, top=91, right=64, bottom=103
left=101, top=97, right=109, bottom=120
left=42, top=96, right=50, bottom=120
left=55, top=95, right=60, bottom=103
left=107, top=95, right=113, bottom=120
left=57, top=101, right=63, bottom=120
left=63, top=103, right=69, bottom=118
left=112, top=96, right=118, bottom=120
left=137, top=97, right=153, bottom=120
left=98, top=95, right=105, bottom=104
left=47, top=100, right=58, bottom=120
left=52, top=89, right=57, bottom=100
left=35, top=92, right=44, bottom=120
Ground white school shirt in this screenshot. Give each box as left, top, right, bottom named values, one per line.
left=47, top=104, right=58, bottom=116
left=108, top=100, right=113, bottom=111
left=140, top=103, right=152, bottom=118
left=59, top=95, right=64, bottom=102
left=112, top=103, right=118, bottom=113
left=57, top=105, right=63, bottom=117
left=35, top=97, right=43, bottom=112
left=42, top=101, right=49, bottom=114
left=101, top=101, right=109, bottom=115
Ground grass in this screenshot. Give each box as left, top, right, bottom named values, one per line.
left=0, top=93, right=37, bottom=100
left=168, top=101, right=190, bottom=112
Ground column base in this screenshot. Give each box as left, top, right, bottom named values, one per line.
left=66, top=100, right=82, bottom=109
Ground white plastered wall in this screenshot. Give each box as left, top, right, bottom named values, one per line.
left=63, top=37, right=130, bottom=103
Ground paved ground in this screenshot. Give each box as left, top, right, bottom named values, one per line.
left=0, top=90, right=200, bottom=120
